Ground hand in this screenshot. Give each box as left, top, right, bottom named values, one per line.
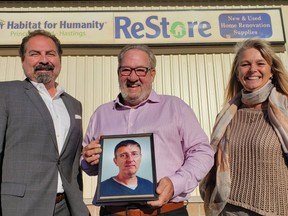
left=147, top=177, right=174, bottom=207
left=82, top=136, right=102, bottom=165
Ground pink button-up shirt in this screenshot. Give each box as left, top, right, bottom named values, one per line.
left=81, top=90, right=214, bottom=202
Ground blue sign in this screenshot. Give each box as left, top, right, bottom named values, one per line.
left=219, top=13, right=272, bottom=38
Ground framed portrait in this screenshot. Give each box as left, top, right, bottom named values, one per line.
left=95, top=133, right=157, bottom=204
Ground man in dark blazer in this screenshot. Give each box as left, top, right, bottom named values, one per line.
left=0, top=30, right=90, bottom=216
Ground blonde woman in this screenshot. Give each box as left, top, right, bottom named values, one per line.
left=200, top=38, right=288, bottom=216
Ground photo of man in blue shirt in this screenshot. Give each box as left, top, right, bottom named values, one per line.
left=100, top=139, right=154, bottom=197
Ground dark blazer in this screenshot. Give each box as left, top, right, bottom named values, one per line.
left=0, top=79, right=89, bottom=216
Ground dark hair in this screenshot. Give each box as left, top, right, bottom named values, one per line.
left=19, top=29, right=63, bottom=60
left=114, top=139, right=141, bottom=157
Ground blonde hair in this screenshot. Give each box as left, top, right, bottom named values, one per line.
left=225, top=38, right=288, bottom=102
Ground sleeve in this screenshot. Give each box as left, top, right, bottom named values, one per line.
left=80, top=111, right=99, bottom=176
left=169, top=100, right=214, bottom=201
left=0, top=84, right=8, bottom=161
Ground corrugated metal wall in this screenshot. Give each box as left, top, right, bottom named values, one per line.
left=0, top=53, right=236, bottom=141
left=0, top=53, right=232, bottom=200
left=0, top=53, right=234, bottom=140
left=2, top=51, right=288, bottom=202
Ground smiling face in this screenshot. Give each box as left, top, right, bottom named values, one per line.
left=113, top=144, right=142, bottom=179
left=22, top=35, right=61, bottom=87
left=118, top=49, right=156, bottom=107
left=237, top=48, right=272, bottom=92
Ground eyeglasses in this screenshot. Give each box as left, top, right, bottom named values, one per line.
left=118, top=66, right=151, bottom=77
left=118, top=152, right=141, bottom=159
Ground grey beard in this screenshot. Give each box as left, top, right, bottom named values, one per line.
left=120, top=91, right=147, bottom=106
left=36, top=74, right=52, bottom=84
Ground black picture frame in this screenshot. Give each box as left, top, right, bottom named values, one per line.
left=95, top=133, right=157, bottom=204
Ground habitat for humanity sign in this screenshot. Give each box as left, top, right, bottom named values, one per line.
left=0, top=8, right=284, bottom=46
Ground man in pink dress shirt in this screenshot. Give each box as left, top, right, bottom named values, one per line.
left=81, top=44, right=214, bottom=216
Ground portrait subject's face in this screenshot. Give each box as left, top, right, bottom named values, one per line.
left=114, top=144, right=142, bottom=179
left=237, top=48, right=272, bottom=92
left=118, top=49, right=156, bottom=107
left=22, top=35, right=61, bottom=85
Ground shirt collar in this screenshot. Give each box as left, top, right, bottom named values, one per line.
left=31, top=81, right=65, bottom=99
left=114, top=89, right=160, bottom=109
